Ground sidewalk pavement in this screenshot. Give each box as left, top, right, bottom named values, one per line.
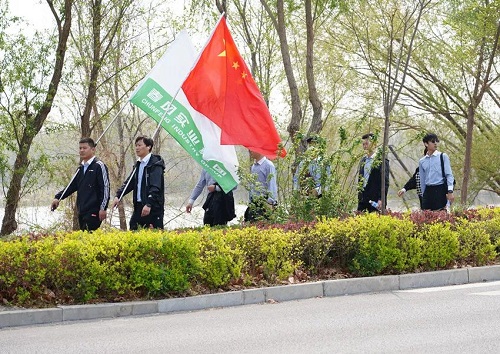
left=1, top=265, right=499, bottom=329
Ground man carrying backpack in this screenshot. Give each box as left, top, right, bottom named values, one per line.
left=418, top=133, right=455, bottom=211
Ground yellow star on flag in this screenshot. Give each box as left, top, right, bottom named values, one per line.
left=218, top=39, right=226, bottom=57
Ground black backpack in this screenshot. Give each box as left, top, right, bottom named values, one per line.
left=440, top=153, right=456, bottom=187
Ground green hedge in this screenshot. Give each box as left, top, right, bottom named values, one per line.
left=1, top=208, right=499, bottom=307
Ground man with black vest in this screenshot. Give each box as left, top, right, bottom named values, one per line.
left=113, top=136, right=165, bottom=230
left=51, top=137, right=110, bottom=231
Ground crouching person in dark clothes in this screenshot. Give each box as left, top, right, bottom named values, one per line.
left=185, top=169, right=236, bottom=226
left=113, top=136, right=165, bottom=230
left=51, top=137, right=110, bottom=231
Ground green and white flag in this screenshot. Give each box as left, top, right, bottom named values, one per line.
left=129, top=30, right=239, bottom=193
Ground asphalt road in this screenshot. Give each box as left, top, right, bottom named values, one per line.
left=1, top=281, right=500, bottom=353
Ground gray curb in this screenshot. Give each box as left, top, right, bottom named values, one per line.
left=1, top=265, right=499, bottom=329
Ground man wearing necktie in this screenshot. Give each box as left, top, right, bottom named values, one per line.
left=51, top=137, right=110, bottom=231
left=113, top=136, right=165, bottom=230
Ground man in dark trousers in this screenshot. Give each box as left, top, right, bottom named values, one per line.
left=418, top=133, right=455, bottom=210
left=113, top=136, right=165, bottom=230
left=51, top=137, right=110, bottom=231
left=357, top=133, right=390, bottom=212
left=185, top=169, right=236, bottom=227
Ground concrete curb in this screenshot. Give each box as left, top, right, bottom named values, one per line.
left=1, top=265, right=499, bottom=329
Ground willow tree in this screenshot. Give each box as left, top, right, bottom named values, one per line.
left=439, top=0, right=499, bottom=205
left=260, top=0, right=349, bottom=141
left=395, top=0, right=500, bottom=204
left=0, top=0, right=73, bottom=236
left=341, top=0, right=430, bottom=213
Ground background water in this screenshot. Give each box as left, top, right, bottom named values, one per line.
left=1, top=190, right=498, bottom=234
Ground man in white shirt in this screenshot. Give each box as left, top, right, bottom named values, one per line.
left=418, top=133, right=455, bottom=210
left=244, top=150, right=278, bottom=222
left=113, top=136, right=165, bottom=230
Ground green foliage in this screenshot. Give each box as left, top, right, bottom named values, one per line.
left=419, top=223, right=459, bottom=269
left=478, top=215, right=500, bottom=253
left=233, top=227, right=298, bottom=282
left=197, top=229, right=243, bottom=289
left=299, top=217, right=354, bottom=270
left=455, top=219, right=496, bottom=265
left=0, top=209, right=499, bottom=307
left=284, top=128, right=359, bottom=222
left=0, top=230, right=201, bottom=305
left=349, top=213, right=421, bottom=276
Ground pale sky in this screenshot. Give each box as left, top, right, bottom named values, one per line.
left=7, top=0, right=53, bottom=31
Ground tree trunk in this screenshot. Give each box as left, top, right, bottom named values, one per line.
left=305, top=0, right=323, bottom=137
left=81, top=0, right=103, bottom=138
left=0, top=0, right=73, bottom=236
left=461, top=104, right=475, bottom=205
left=260, top=0, right=303, bottom=139
left=461, top=20, right=500, bottom=205
left=0, top=135, right=33, bottom=235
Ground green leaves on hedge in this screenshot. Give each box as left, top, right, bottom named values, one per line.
left=1, top=208, right=499, bottom=307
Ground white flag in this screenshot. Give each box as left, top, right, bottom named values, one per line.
left=129, top=30, right=239, bottom=192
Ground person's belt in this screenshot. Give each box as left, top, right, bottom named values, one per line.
left=426, top=182, right=445, bottom=187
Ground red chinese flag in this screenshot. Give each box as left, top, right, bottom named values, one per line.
left=181, top=17, right=286, bottom=159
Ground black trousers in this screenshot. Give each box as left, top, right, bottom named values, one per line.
left=202, top=190, right=236, bottom=227
left=244, top=199, right=272, bottom=222
left=79, top=212, right=102, bottom=231
left=357, top=201, right=378, bottom=213
left=130, top=202, right=164, bottom=230
left=422, top=183, right=447, bottom=211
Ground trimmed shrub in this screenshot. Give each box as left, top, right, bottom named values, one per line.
left=1, top=207, right=499, bottom=308
left=197, top=228, right=243, bottom=289
left=419, top=223, right=459, bottom=269
left=300, top=217, right=356, bottom=271
left=454, top=219, right=496, bottom=266
left=349, top=213, right=421, bottom=276
left=233, top=227, right=298, bottom=282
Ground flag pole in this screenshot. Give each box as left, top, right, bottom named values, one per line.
left=151, top=14, right=224, bottom=140
left=111, top=93, right=178, bottom=217
left=111, top=19, right=226, bottom=226
left=110, top=81, right=182, bottom=229
left=151, top=14, right=224, bottom=142
left=94, top=102, right=129, bottom=146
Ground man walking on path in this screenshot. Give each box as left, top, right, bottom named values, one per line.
left=113, top=136, right=165, bottom=230
left=51, top=137, right=110, bottom=231
left=357, top=133, right=390, bottom=212
left=418, top=133, right=455, bottom=210
left=186, top=169, right=236, bottom=226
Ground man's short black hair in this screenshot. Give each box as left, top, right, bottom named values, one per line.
left=422, top=133, right=439, bottom=143
left=361, top=133, right=375, bottom=140
left=79, top=137, right=96, bottom=148
left=135, top=136, right=154, bottom=152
